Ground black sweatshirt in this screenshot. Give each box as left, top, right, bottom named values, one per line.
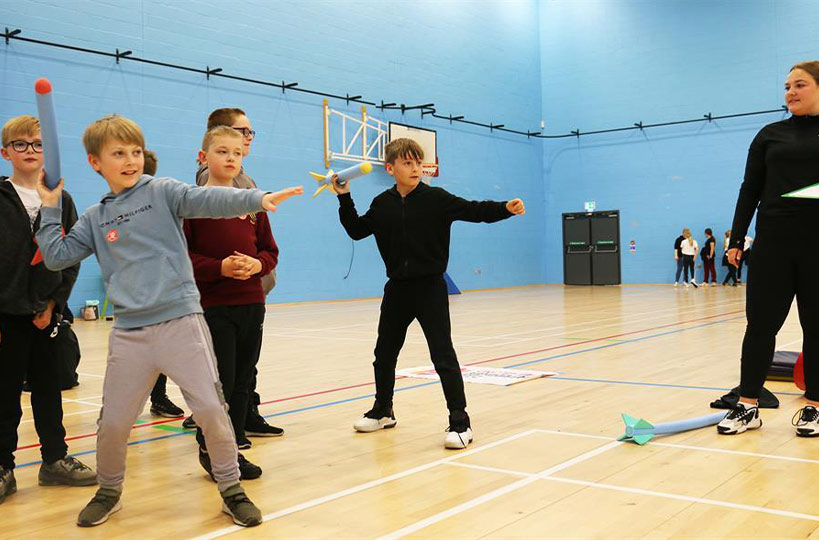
left=337, top=182, right=512, bottom=280
left=0, top=177, right=80, bottom=316
left=730, top=115, right=819, bottom=249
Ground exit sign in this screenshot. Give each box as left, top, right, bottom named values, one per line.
left=584, top=201, right=596, bottom=212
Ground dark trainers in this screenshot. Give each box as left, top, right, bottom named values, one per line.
left=794, top=405, right=819, bottom=437
left=717, top=403, right=762, bottom=435
left=237, top=436, right=252, bottom=450
left=182, top=416, right=198, bottom=429
left=238, top=453, right=262, bottom=480
left=245, top=411, right=284, bottom=438
left=199, top=450, right=261, bottom=481
left=39, top=456, right=98, bottom=486
left=199, top=448, right=216, bottom=481
left=221, top=483, right=262, bottom=527
left=0, top=467, right=17, bottom=504
left=445, top=410, right=473, bottom=449
left=353, top=401, right=397, bottom=432
left=150, top=395, right=184, bottom=418
left=77, top=487, right=122, bottom=527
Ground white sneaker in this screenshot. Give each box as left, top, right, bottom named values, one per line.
left=717, top=403, right=762, bottom=435
left=684, top=283, right=690, bottom=288
left=445, top=428, right=473, bottom=449
left=794, top=406, right=819, bottom=437
left=674, top=282, right=679, bottom=287
left=690, top=279, right=699, bottom=288
left=444, top=411, right=473, bottom=449
left=353, top=401, right=397, bottom=433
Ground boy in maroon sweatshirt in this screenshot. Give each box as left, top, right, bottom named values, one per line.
left=183, top=127, right=278, bottom=480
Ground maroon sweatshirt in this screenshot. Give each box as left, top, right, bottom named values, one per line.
left=183, top=211, right=278, bottom=309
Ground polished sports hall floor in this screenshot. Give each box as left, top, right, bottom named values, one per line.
left=6, top=284, right=816, bottom=539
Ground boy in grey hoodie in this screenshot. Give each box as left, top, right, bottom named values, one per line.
left=35, top=115, right=302, bottom=528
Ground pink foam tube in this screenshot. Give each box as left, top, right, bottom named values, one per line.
left=34, top=78, right=61, bottom=189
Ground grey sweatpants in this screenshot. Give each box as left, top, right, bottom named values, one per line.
left=96, top=313, right=240, bottom=491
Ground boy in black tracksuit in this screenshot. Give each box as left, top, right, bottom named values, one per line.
left=333, top=138, right=525, bottom=449
left=0, top=115, right=96, bottom=505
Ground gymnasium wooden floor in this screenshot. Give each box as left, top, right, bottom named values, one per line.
left=6, top=284, right=816, bottom=539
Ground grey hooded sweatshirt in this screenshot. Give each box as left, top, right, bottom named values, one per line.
left=36, top=175, right=267, bottom=328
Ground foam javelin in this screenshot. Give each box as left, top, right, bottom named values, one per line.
left=310, top=161, right=373, bottom=197
left=34, top=78, right=61, bottom=189
left=617, top=411, right=726, bottom=445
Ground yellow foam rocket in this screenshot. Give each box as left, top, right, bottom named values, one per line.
left=310, top=161, right=373, bottom=197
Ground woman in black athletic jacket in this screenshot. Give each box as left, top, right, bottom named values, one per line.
left=718, top=61, right=819, bottom=436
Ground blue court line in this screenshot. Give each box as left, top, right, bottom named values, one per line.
left=14, top=314, right=744, bottom=469
left=550, top=376, right=804, bottom=396
left=15, top=381, right=439, bottom=469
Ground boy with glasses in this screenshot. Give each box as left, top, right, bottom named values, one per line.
left=0, top=115, right=97, bottom=505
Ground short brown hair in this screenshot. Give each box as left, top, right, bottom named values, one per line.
left=2, top=115, right=40, bottom=147
left=82, top=115, right=145, bottom=156
left=201, top=125, right=243, bottom=151
left=385, top=138, right=424, bottom=164
left=791, top=61, right=819, bottom=84
left=143, top=149, right=158, bottom=176
left=207, top=108, right=246, bottom=130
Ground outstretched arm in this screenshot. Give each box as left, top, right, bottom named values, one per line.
left=443, top=190, right=524, bottom=223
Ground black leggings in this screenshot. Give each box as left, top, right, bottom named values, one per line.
left=196, top=304, right=265, bottom=447
left=739, top=224, right=819, bottom=400
left=373, top=276, right=466, bottom=412
left=682, top=255, right=695, bottom=282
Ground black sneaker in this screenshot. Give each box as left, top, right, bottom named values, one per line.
left=150, top=395, right=184, bottom=418
left=199, top=448, right=215, bottom=481
left=238, top=453, right=262, bottom=480
left=717, top=403, right=762, bottom=435
left=353, top=400, right=397, bottom=432
left=199, top=450, right=262, bottom=481
left=220, top=483, right=262, bottom=527
left=445, top=410, right=473, bottom=449
left=0, top=467, right=16, bottom=504
left=182, top=416, right=198, bottom=429
left=793, top=405, right=819, bottom=437
left=245, top=412, right=284, bottom=438
left=237, top=436, right=252, bottom=450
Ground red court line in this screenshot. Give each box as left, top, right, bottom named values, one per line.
left=16, top=309, right=742, bottom=452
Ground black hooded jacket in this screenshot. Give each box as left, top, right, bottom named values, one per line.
left=0, top=177, right=80, bottom=316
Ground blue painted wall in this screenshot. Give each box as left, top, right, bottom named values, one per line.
left=539, top=0, right=814, bottom=284
left=1, top=0, right=544, bottom=311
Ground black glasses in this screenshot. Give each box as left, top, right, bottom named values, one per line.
left=232, top=127, right=256, bottom=138
left=7, top=140, right=43, bottom=153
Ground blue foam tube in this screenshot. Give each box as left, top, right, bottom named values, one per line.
left=627, top=412, right=726, bottom=437
left=34, top=78, right=61, bottom=189
left=335, top=161, right=373, bottom=186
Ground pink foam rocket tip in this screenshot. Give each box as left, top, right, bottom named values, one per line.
left=35, top=78, right=52, bottom=94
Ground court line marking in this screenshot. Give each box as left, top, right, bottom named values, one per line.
left=375, top=441, right=622, bottom=540
left=191, top=429, right=543, bottom=540
left=443, top=462, right=819, bottom=524
left=12, top=313, right=745, bottom=454
left=532, top=428, right=819, bottom=465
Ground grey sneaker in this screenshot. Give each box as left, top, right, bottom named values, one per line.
left=0, top=467, right=16, bottom=504
left=39, top=456, right=98, bottom=486
left=221, top=484, right=262, bottom=527
left=77, top=487, right=122, bottom=527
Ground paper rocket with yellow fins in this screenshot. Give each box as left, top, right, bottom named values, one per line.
left=310, top=161, right=373, bottom=197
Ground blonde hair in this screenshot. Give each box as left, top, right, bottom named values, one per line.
left=682, top=228, right=691, bottom=236
left=385, top=138, right=424, bottom=164
left=143, top=149, right=158, bottom=176
left=2, top=115, right=40, bottom=147
left=82, top=115, right=145, bottom=156
left=201, top=126, right=242, bottom=151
